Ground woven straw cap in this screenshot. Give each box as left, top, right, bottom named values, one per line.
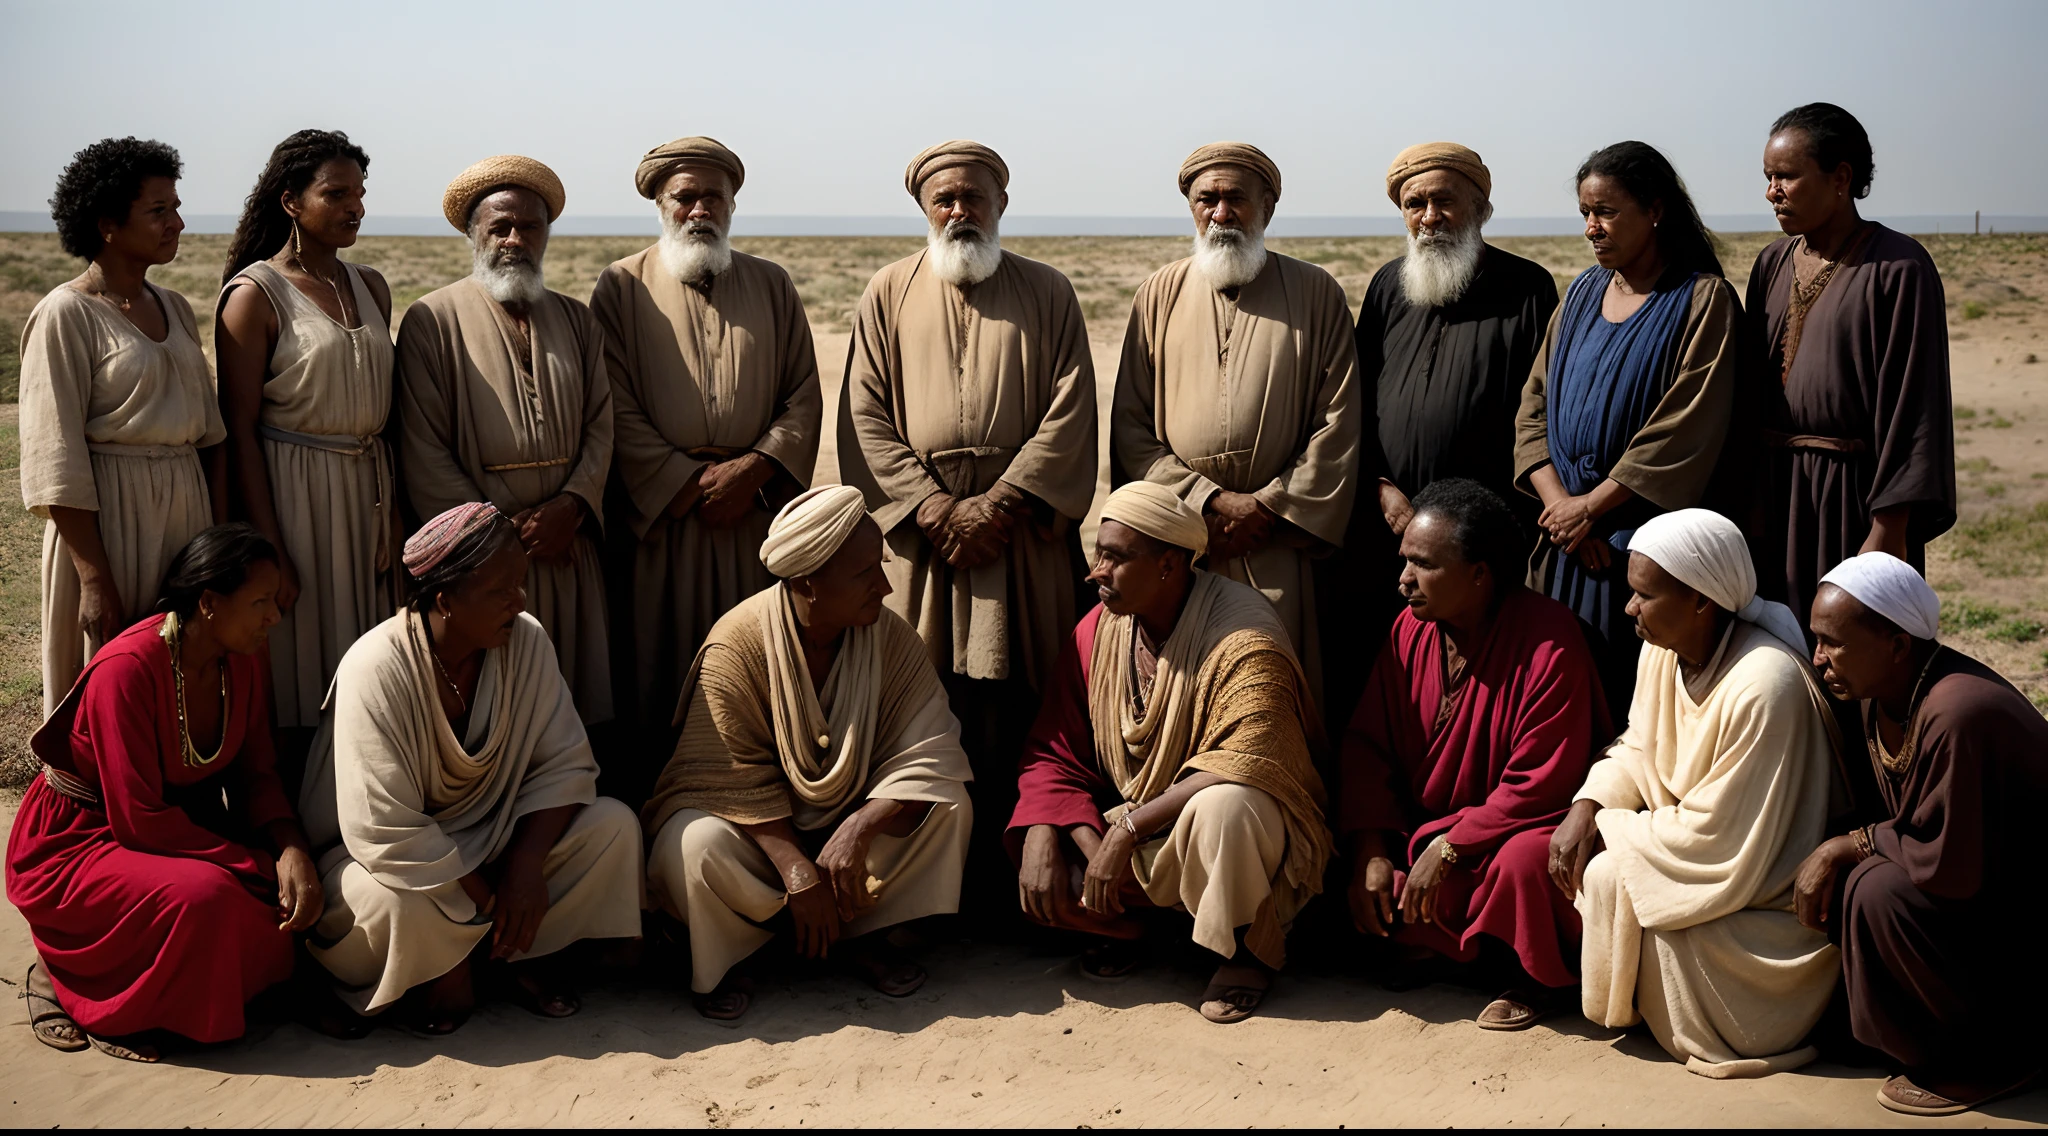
left=442, top=155, right=565, bottom=233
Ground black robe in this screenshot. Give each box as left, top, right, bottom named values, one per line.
left=1317, top=246, right=1557, bottom=744
left=1841, top=649, right=2048, bottom=1072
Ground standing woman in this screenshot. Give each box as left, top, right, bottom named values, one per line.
left=20, top=138, right=224, bottom=715
left=1514, top=142, right=1741, bottom=712
left=7, top=524, right=322, bottom=1062
left=1750, top=104, right=1954, bottom=628
left=217, top=129, right=396, bottom=744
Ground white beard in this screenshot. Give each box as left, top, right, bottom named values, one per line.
left=471, top=245, right=548, bottom=306
left=657, top=213, right=733, bottom=283
left=925, top=217, right=1003, bottom=286
left=1190, top=220, right=1268, bottom=290
left=1399, top=222, right=1486, bottom=308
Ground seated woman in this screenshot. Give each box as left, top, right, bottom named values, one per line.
left=1340, top=479, right=1608, bottom=1031
left=299, top=503, right=643, bottom=1034
left=8, top=523, right=320, bottom=1062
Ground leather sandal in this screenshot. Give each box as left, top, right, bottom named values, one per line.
left=1476, top=987, right=1556, bottom=1032
left=1079, top=939, right=1145, bottom=983
left=692, top=975, right=754, bottom=1024
left=23, top=963, right=86, bottom=1052
left=1880, top=1070, right=2039, bottom=1117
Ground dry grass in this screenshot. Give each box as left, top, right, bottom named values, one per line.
left=1, top=229, right=2043, bottom=781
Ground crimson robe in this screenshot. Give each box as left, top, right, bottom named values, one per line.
left=5, top=615, right=295, bottom=1041
left=1339, top=588, right=1608, bottom=986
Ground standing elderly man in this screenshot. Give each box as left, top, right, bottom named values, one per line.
left=643, top=486, right=973, bottom=1021
left=1800, top=554, right=2048, bottom=1117
left=838, top=139, right=1097, bottom=914
left=591, top=137, right=822, bottom=785
left=1325, top=143, right=1560, bottom=734
left=397, top=156, right=615, bottom=723
left=1008, top=482, right=1332, bottom=1024
left=1113, top=142, right=1359, bottom=703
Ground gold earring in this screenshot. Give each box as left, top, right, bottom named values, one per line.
left=290, top=218, right=304, bottom=268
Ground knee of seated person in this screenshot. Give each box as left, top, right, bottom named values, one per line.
left=152, top=859, right=257, bottom=914
left=1183, top=782, right=1275, bottom=832
left=1843, top=856, right=1917, bottom=935
left=575, top=796, right=639, bottom=841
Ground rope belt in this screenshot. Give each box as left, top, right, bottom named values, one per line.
left=483, top=456, right=571, bottom=472
left=39, top=765, right=100, bottom=808
left=1762, top=430, right=1868, bottom=455
left=85, top=441, right=197, bottom=460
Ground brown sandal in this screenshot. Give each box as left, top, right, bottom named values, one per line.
left=1477, top=987, right=1556, bottom=1032
left=692, top=975, right=754, bottom=1024
left=23, top=964, right=87, bottom=1052
left=1879, top=1070, right=2039, bottom=1117
left=1199, top=962, right=1272, bottom=1025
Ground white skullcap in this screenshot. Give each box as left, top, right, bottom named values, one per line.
left=1630, top=509, right=1808, bottom=653
left=1100, top=482, right=1209, bottom=556
left=1819, top=552, right=1941, bottom=641
left=759, top=485, right=871, bottom=579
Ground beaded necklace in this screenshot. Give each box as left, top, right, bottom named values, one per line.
left=160, top=612, right=228, bottom=768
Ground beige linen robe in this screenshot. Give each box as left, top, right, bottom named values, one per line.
left=643, top=587, right=972, bottom=993
left=19, top=283, right=223, bottom=714
left=300, top=611, right=643, bottom=1014
left=396, top=278, right=615, bottom=723
left=838, top=249, right=1097, bottom=690
left=1112, top=254, right=1359, bottom=699
left=224, top=261, right=396, bottom=727
left=590, top=248, right=821, bottom=727
left=1574, top=621, right=1838, bottom=1077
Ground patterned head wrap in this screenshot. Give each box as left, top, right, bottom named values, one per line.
left=442, top=155, right=565, bottom=233
left=1820, top=552, right=1941, bottom=640
left=760, top=486, right=873, bottom=579
left=1099, top=482, right=1209, bottom=556
left=904, top=140, right=1010, bottom=201
left=404, top=502, right=500, bottom=578
left=1384, top=142, right=1492, bottom=205
left=635, top=136, right=746, bottom=199
left=1630, top=509, right=1807, bottom=653
left=1177, top=142, right=1282, bottom=201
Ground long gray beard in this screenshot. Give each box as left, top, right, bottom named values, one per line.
left=1399, top=223, right=1485, bottom=308
left=658, top=215, right=733, bottom=283
left=471, top=247, right=547, bottom=306
left=1191, top=221, right=1267, bottom=289
left=926, top=218, right=1003, bottom=286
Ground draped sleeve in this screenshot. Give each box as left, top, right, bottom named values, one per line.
left=1604, top=275, right=1740, bottom=511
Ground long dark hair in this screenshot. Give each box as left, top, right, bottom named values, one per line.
left=1575, top=141, right=1724, bottom=279
left=221, top=129, right=370, bottom=286
left=157, top=524, right=279, bottom=618
left=408, top=513, right=521, bottom=615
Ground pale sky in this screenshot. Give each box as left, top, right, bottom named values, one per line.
left=3, top=0, right=2043, bottom=224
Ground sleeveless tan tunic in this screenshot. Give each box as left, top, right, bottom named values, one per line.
left=227, top=260, right=396, bottom=727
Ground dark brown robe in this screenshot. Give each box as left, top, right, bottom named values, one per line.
left=1747, top=225, right=1956, bottom=627
left=1840, top=649, right=2048, bottom=1072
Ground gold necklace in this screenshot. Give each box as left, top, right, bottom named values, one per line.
left=421, top=617, right=469, bottom=714
left=161, top=613, right=228, bottom=768
left=1867, top=647, right=1942, bottom=777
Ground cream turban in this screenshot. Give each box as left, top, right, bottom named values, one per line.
left=1820, top=552, right=1941, bottom=640
left=904, top=140, right=1010, bottom=200
left=1384, top=142, right=1492, bottom=206
left=760, top=485, right=872, bottom=579
left=1100, top=482, right=1209, bottom=557
left=442, top=156, right=565, bottom=232
left=1177, top=142, right=1282, bottom=201
left=635, top=136, right=745, bottom=199
left=1630, top=509, right=1808, bottom=652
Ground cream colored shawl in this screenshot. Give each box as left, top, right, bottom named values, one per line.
left=300, top=611, right=598, bottom=922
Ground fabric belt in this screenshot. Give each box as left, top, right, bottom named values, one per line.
left=258, top=423, right=376, bottom=456
left=1762, top=430, right=1868, bottom=455
left=684, top=445, right=750, bottom=463
left=40, top=765, right=100, bottom=808
left=483, top=456, right=571, bottom=472
left=917, top=445, right=1016, bottom=496
left=258, top=423, right=395, bottom=573
left=85, top=441, right=197, bottom=460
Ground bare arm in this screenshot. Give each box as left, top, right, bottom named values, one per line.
left=47, top=505, right=123, bottom=640
left=215, top=283, right=298, bottom=609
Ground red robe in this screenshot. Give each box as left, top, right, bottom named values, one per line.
left=5, top=615, right=296, bottom=1041
left=1007, top=606, right=1119, bottom=844
left=1339, top=588, right=1608, bottom=987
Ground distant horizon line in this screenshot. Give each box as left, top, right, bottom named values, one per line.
left=3, top=211, right=2042, bottom=239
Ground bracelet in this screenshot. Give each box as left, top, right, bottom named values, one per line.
left=1120, top=813, right=1141, bottom=840
left=1850, top=824, right=1876, bottom=861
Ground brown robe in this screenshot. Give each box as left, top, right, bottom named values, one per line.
left=396, top=278, right=615, bottom=723
left=837, top=248, right=1097, bottom=693
left=589, top=247, right=822, bottom=732
left=1746, top=225, right=1956, bottom=627
left=1112, top=253, right=1360, bottom=701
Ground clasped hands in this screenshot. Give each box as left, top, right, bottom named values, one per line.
left=918, top=483, right=1029, bottom=570
left=1205, top=490, right=1277, bottom=562
left=780, top=801, right=900, bottom=959
left=666, top=451, right=776, bottom=528
left=512, top=494, right=584, bottom=565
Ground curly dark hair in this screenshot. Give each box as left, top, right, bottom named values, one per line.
left=1576, top=141, right=1725, bottom=280
left=407, top=512, right=521, bottom=615
left=157, top=523, right=279, bottom=618
left=47, top=137, right=183, bottom=260
left=1410, top=478, right=1525, bottom=595
left=221, top=129, right=370, bottom=285
left=1771, top=102, right=1875, bottom=200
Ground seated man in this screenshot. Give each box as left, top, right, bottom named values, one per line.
left=1799, top=553, right=2048, bottom=1117
left=300, top=503, right=645, bottom=1034
left=1550, top=508, right=1839, bottom=1077
left=643, top=485, right=973, bottom=1022
left=1009, top=481, right=1332, bottom=1025
left=1341, top=479, right=1607, bottom=1031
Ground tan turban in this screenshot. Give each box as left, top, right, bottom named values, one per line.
left=635, top=136, right=746, bottom=200
left=1384, top=142, right=1492, bottom=205
left=1177, top=142, right=1282, bottom=201
left=904, top=140, right=1010, bottom=200
left=1100, top=482, right=1209, bottom=557
left=760, top=485, right=872, bottom=579
left=442, top=156, right=565, bottom=233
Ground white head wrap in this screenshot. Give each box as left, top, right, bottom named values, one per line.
left=1819, top=552, right=1941, bottom=640
left=1099, top=482, right=1209, bottom=556
left=759, top=485, right=871, bottom=579
left=1629, top=509, right=1808, bottom=653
